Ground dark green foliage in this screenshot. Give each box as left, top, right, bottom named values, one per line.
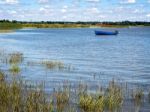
left=0, top=19, right=150, bottom=30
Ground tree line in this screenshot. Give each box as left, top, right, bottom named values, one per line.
left=0, top=19, right=150, bottom=26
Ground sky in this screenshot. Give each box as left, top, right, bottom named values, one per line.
left=0, top=0, right=150, bottom=21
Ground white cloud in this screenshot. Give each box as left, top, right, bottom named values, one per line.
left=61, top=5, right=68, bottom=13
left=88, top=7, right=99, bottom=13
left=0, top=0, right=18, bottom=4
left=9, top=10, right=17, bottom=14
left=38, top=0, right=49, bottom=4
left=128, top=0, right=136, bottom=3
left=61, top=9, right=67, bottom=13
left=39, top=7, right=52, bottom=14
left=121, top=0, right=136, bottom=4
left=133, top=9, right=139, bottom=13
left=86, top=0, right=100, bottom=2
left=6, top=0, right=18, bottom=4
left=146, top=14, right=150, bottom=17
left=63, top=5, right=68, bottom=9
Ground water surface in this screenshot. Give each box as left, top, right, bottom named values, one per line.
left=0, top=27, right=150, bottom=88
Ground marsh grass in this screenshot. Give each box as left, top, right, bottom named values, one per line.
left=132, top=89, right=144, bottom=105
left=8, top=52, right=23, bottom=64
left=0, top=71, right=150, bottom=112
left=0, top=50, right=8, bottom=64
left=54, top=90, right=70, bottom=111
left=0, top=71, right=5, bottom=81
left=79, top=81, right=123, bottom=112
left=0, top=72, right=54, bottom=112
left=42, top=60, right=65, bottom=70
left=0, top=51, right=150, bottom=112
left=39, top=60, right=72, bottom=71
left=148, top=91, right=150, bottom=103
left=9, top=64, right=21, bottom=75
left=27, top=60, right=70, bottom=71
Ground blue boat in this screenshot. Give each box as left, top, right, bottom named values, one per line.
left=95, top=30, right=119, bottom=35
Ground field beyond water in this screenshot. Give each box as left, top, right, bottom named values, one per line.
left=0, top=27, right=150, bottom=111
left=1, top=21, right=150, bottom=31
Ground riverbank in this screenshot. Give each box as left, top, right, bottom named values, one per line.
left=0, top=30, right=14, bottom=33
left=1, top=22, right=150, bottom=31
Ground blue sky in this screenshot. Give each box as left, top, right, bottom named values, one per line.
left=0, top=0, right=150, bottom=21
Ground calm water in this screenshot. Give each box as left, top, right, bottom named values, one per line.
left=0, top=27, right=150, bottom=88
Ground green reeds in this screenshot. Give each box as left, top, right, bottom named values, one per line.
left=0, top=71, right=5, bottom=81
left=8, top=52, right=23, bottom=64
left=0, top=71, right=150, bottom=112
left=0, top=50, right=150, bottom=112
left=132, top=89, right=144, bottom=105
left=7, top=52, right=23, bottom=75
left=0, top=72, right=54, bottom=112
left=79, top=81, right=123, bottom=112
left=148, top=91, right=150, bottom=103
left=42, top=60, right=64, bottom=70
left=9, top=64, right=21, bottom=75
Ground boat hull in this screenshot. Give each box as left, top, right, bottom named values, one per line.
left=95, top=30, right=118, bottom=35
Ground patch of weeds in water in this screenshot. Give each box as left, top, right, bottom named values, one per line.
left=132, top=88, right=144, bottom=105
left=78, top=80, right=123, bottom=112
left=0, top=51, right=8, bottom=64
left=55, top=90, right=70, bottom=111
left=104, top=80, right=123, bottom=111
left=25, top=91, right=50, bottom=112
left=0, top=71, right=5, bottom=81
left=148, top=91, right=150, bottom=103
left=8, top=52, right=23, bottom=64
left=9, top=64, right=21, bottom=75
left=0, top=67, right=150, bottom=112
left=131, top=88, right=144, bottom=112
left=42, top=60, right=65, bottom=70
left=54, top=83, right=71, bottom=112
left=0, top=71, right=54, bottom=112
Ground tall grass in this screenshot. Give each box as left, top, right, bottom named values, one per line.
left=9, top=64, right=21, bottom=75
left=1, top=70, right=150, bottom=112
left=79, top=81, right=123, bottom=112
left=0, top=23, right=22, bottom=30
left=0, top=51, right=150, bottom=112
left=42, top=60, right=64, bottom=70
left=8, top=52, right=23, bottom=64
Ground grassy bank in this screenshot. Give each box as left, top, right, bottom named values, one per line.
left=22, top=23, right=91, bottom=28
left=1, top=21, right=149, bottom=31
left=0, top=22, right=22, bottom=30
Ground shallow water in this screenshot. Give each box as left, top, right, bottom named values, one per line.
left=0, top=27, right=150, bottom=88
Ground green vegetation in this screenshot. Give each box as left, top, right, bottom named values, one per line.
left=0, top=72, right=52, bottom=112
left=0, top=19, right=150, bottom=31
left=9, top=64, right=21, bottom=75
left=79, top=81, right=123, bottom=112
left=0, top=20, right=22, bottom=30
left=42, top=60, right=65, bottom=70
left=8, top=52, right=23, bottom=64
left=0, top=50, right=150, bottom=112
left=1, top=70, right=150, bottom=112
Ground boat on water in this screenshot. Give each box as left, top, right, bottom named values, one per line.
left=95, top=30, right=119, bottom=35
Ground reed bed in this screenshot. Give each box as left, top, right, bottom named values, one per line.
left=0, top=51, right=150, bottom=112
left=42, top=60, right=65, bottom=70
left=8, top=52, right=23, bottom=64
left=27, top=60, right=72, bottom=71
left=1, top=70, right=150, bottom=112
left=9, top=64, right=21, bottom=75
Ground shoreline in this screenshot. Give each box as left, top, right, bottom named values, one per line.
left=0, top=25, right=150, bottom=33
left=0, top=30, right=14, bottom=33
